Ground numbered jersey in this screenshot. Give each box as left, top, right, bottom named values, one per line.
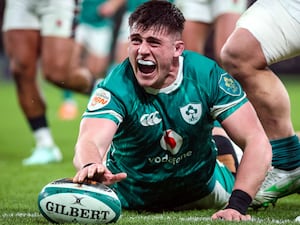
left=84, top=50, right=247, bottom=210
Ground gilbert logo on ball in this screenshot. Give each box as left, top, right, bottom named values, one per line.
left=38, top=178, right=121, bottom=224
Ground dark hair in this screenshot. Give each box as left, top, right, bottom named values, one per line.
left=129, top=1, right=185, bottom=36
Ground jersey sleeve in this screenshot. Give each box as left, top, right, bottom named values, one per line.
left=81, top=60, right=134, bottom=125
left=82, top=87, right=124, bottom=125
left=208, top=64, right=248, bottom=122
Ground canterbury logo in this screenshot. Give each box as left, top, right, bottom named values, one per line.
left=140, top=111, right=162, bottom=126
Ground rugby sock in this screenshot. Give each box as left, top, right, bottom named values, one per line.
left=33, top=128, right=55, bottom=148
left=28, top=115, right=55, bottom=148
left=271, top=135, right=300, bottom=170
left=63, top=89, right=73, bottom=101
left=28, top=115, right=48, bottom=131
left=214, top=135, right=239, bottom=175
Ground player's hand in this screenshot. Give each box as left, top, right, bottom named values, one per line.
left=73, top=163, right=127, bottom=186
left=98, top=2, right=118, bottom=17
left=211, top=208, right=251, bottom=221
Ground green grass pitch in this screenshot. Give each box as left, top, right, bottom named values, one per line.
left=0, top=75, right=299, bottom=225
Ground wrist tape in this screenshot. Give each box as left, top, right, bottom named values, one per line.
left=225, top=189, right=252, bottom=215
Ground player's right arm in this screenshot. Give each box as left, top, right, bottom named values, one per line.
left=73, top=117, right=127, bottom=185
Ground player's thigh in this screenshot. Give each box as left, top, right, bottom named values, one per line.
left=69, top=42, right=84, bottom=71
left=37, top=0, right=75, bottom=79
left=213, top=13, right=241, bottom=58
left=41, top=36, right=74, bottom=80
left=236, top=0, right=300, bottom=65
left=3, top=30, right=40, bottom=78
left=183, top=21, right=210, bottom=53
left=86, top=54, right=110, bottom=78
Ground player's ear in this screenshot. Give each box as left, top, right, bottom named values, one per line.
left=174, top=40, right=184, bottom=57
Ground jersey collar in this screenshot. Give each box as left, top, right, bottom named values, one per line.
left=144, top=56, right=183, bottom=95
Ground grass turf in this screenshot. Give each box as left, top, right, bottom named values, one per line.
left=0, top=75, right=299, bottom=225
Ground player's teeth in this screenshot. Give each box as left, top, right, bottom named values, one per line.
left=138, top=59, right=155, bottom=66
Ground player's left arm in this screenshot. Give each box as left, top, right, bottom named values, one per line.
left=212, top=101, right=272, bottom=221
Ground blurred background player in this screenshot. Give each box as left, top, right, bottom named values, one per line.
left=58, top=0, right=80, bottom=121
left=220, top=0, right=300, bottom=207
left=2, top=0, right=95, bottom=165
left=58, top=0, right=124, bottom=120
left=112, top=0, right=145, bottom=65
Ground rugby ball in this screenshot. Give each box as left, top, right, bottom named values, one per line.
left=38, top=178, right=121, bottom=224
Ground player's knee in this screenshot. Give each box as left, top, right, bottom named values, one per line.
left=43, top=64, right=69, bottom=87
left=220, top=47, right=252, bottom=83
left=10, top=59, right=35, bottom=81
left=220, top=44, right=239, bottom=72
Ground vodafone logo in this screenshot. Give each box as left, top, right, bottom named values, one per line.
left=140, top=111, right=162, bottom=126
left=160, top=129, right=183, bottom=155
left=87, top=88, right=111, bottom=111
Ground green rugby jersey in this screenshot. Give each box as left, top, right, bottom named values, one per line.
left=78, top=0, right=113, bottom=28
left=83, top=50, right=247, bottom=210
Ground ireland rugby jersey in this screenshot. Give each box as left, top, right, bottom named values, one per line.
left=83, top=50, right=247, bottom=210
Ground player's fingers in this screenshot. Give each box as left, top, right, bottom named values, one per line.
left=73, top=164, right=102, bottom=183
left=211, top=210, right=251, bottom=221
left=241, top=214, right=251, bottom=221
left=211, top=210, right=226, bottom=220
left=73, top=170, right=88, bottom=183
left=103, top=172, right=127, bottom=185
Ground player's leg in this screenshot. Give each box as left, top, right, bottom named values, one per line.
left=57, top=0, right=79, bottom=121
left=182, top=21, right=210, bottom=54
left=81, top=24, right=113, bottom=79
left=212, top=0, right=247, bottom=62
left=4, top=30, right=62, bottom=165
left=213, top=14, right=239, bottom=62
left=221, top=0, right=300, bottom=207
left=174, top=0, right=211, bottom=54
left=2, top=0, right=62, bottom=165
left=58, top=89, right=78, bottom=120
left=112, top=11, right=131, bottom=65
left=41, top=36, right=93, bottom=93
left=40, top=0, right=94, bottom=94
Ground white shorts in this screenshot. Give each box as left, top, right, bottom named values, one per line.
left=116, top=12, right=130, bottom=43
left=237, top=0, right=300, bottom=65
left=174, top=0, right=247, bottom=23
left=2, top=0, right=75, bottom=37
left=75, top=24, right=113, bottom=57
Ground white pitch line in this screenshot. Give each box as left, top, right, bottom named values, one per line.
left=127, top=215, right=299, bottom=224
left=1, top=212, right=40, bottom=218
left=1, top=213, right=299, bottom=224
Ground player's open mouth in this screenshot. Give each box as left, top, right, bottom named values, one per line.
left=137, top=59, right=156, bottom=74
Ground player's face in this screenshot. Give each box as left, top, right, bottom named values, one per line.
left=128, top=25, right=184, bottom=89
